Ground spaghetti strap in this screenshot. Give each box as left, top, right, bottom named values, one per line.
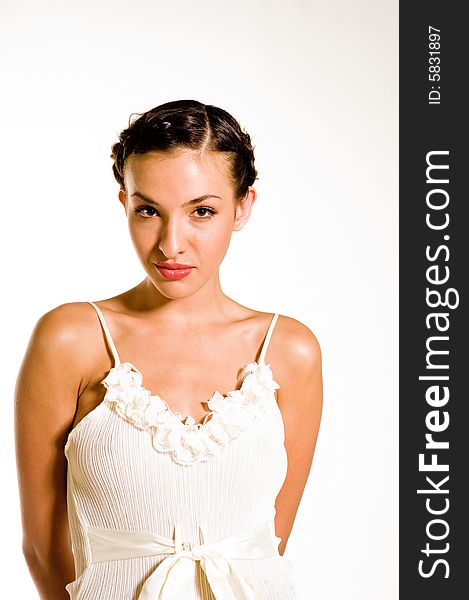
left=259, top=313, right=280, bottom=365
left=87, top=301, right=121, bottom=367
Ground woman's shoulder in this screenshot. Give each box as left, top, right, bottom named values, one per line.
left=246, top=306, right=319, bottom=349
left=17, top=302, right=104, bottom=407
left=239, top=305, right=320, bottom=367
left=266, top=311, right=322, bottom=378
left=35, top=301, right=101, bottom=339
left=30, top=302, right=106, bottom=368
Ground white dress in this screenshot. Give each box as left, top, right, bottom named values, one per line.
left=64, top=301, right=297, bottom=599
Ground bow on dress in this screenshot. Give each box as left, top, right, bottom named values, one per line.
left=87, top=520, right=282, bottom=600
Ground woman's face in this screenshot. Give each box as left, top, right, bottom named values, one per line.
left=119, top=149, right=255, bottom=299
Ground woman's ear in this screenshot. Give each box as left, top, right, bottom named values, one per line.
left=233, top=187, right=257, bottom=231
left=118, top=189, right=127, bottom=214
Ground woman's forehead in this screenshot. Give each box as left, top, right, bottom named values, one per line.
left=123, top=149, right=234, bottom=199
left=125, top=150, right=231, bottom=186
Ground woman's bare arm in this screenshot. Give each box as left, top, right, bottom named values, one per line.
left=15, top=304, right=88, bottom=599
left=273, top=317, right=323, bottom=555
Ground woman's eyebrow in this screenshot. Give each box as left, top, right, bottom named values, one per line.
left=131, top=191, right=222, bottom=206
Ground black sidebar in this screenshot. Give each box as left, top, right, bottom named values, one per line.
left=400, top=2, right=467, bottom=599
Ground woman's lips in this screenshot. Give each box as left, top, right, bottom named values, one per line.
left=154, top=263, right=194, bottom=280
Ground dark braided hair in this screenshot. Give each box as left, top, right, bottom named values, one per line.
left=111, top=99, right=258, bottom=202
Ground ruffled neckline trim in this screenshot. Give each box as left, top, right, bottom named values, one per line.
left=101, top=361, right=280, bottom=466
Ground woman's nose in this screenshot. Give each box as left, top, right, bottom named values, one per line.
left=157, top=216, right=187, bottom=258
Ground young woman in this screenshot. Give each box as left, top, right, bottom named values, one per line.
left=15, top=99, right=323, bottom=599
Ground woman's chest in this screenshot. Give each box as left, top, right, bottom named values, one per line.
left=67, top=398, right=287, bottom=494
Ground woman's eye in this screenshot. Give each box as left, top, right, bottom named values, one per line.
left=134, top=205, right=216, bottom=220
left=135, top=205, right=158, bottom=218
left=194, top=207, right=216, bottom=219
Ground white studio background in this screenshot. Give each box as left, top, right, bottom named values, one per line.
left=0, top=1, right=398, bottom=598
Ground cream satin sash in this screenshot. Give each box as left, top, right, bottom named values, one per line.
left=87, top=520, right=281, bottom=600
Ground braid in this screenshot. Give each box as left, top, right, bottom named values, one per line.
left=110, top=99, right=258, bottom=198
